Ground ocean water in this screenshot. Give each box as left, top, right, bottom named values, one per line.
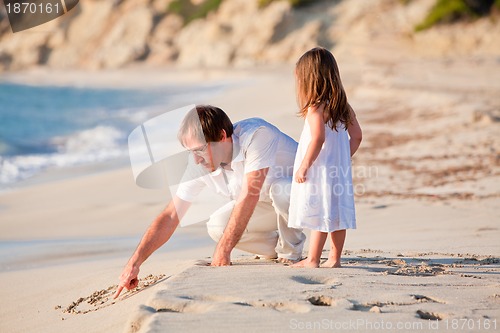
left=0, top=81, right=225, bottom=188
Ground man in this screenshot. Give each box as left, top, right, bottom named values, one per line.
left=115, top=105, right=305, bottom=298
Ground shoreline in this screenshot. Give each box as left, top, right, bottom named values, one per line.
left=0, top=65, right=263, bottom=191
left=0, top=157, right=131, bottom=192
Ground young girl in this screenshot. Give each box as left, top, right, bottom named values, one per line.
left=288, top=47, right=362, bottom=268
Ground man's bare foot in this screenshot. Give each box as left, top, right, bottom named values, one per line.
left=290, top=258, right=320, bottom=268
left=320, top=259, right=341, bottom=268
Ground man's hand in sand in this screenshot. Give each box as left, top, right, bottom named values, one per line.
left=210, top=249, right=231, bottom=266
left=114, top=263, right=140, bottom=299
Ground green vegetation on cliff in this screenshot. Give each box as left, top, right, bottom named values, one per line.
left=167, top=0, right=320, bottom=25
left=258, top=0, right=318, bottom=8
left=415, top=0, right=499, bottom=31
left=167, top=0, right=224, bottom=25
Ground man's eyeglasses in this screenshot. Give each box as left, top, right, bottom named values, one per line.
left=188, top=143, right=209, bottom=156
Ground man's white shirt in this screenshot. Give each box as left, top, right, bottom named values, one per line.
left=176, top=118, right=297, bottom=203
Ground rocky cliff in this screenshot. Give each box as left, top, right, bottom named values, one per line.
left=0, top=0, right=499, bottom=72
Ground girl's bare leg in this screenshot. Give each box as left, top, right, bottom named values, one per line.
left=291, top=231, right=327, bottom=268
left=321, top=230, right=346, bottom=268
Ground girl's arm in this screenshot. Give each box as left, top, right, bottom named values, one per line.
left=348, top=108, right=362, bottom=157
left=295, top=104, right=325, bottom=183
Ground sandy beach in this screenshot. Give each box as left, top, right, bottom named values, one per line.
left=0, top=53, right=499, bottom=333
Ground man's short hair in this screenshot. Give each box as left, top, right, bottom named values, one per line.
left=178, top=105, right=234, bottom=146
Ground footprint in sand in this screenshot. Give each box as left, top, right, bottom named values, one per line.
left=380, top=259, right=448, bottom=277
left=349, top=294, right=446, bottom=313
left=307, top=295, right=334, bottom=306
left=251, top=301, right=311, bottom=313
left=416, top=310, right=445, bottom=320
left=351, top=301, right=388, bottom=312
left=56, top=274, right=167, bottom=315
left=146, top=294, right=311, bottom=314
left=411, top=294, right=445, bottom=304
left=290, top=275, right=339, bottom=286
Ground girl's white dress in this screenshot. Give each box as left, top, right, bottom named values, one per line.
left=288, top=120, right=356, bottom=232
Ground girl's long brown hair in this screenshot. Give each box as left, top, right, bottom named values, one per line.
left=295, top=47, right=352, bottom=130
